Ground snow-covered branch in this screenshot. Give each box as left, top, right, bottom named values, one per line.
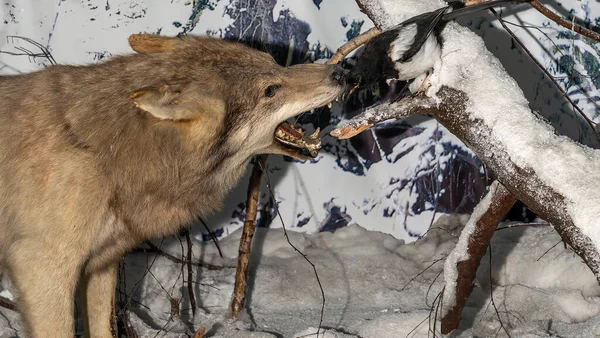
left=441, top=181, right=516, bottom=332
left=346, top=0, right=600, bottom=333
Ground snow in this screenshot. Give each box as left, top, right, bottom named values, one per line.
left=353, top=0, right=600, bottom=275
left=436, top=6, right=600, bottom=264
left=0, top=0, right=481, bottom=248
left=4, top=215, right=600, bottom=336
left=3, top=0, right=600, bottom=336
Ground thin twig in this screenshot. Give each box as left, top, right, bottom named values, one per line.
left=184, top=229, right=197, bottom=317
left=198, top=217, right=223, bottom=258
left=426, top=270, right=445, bottom=308
left=132, top=241, right=225, bottom=270
left=496, top=221, right=549, bottom=230
left=117, top=261, right=139, bottom=338
left=326, top=27, right=381, bottom=65
left=122, top=310, right=139, bottom=338
left=529, top=0, right=600, bottom=43
left=400, top=256, right=445, bottom=291
left=427, top=289, right=443, bottom=338
left=490, top=8, right=596, bottom=136
left=0, top=296, right=17, bottom=312
left=406, top=315, right=430, bottom=338
left=489, top=244, right=511, bottom=338
left=260, top=161, right=326, bottom=338
left=536, top=240, right=563, bottom=261
left=2, top=36, right=56, bottom=65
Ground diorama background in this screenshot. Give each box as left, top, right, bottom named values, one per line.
left=1, top=0, right=598, bottom=242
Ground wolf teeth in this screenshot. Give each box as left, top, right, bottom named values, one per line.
left=310, top=128, right=320, bottom=139
left=327, top=102, right=332, bottom=109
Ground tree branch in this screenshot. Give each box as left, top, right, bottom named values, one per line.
left=330, top=95, right=437, bottom=139
left=0, top=296, right=17, bottom=312
left=529, top=0, right=600, bottom=43
left=326, top=27, right=381, bottom=65
left=466, top=0, right=600, bottom=44
left=184, top=229, right=197, bottom=317
left=441, top=181, right=516, bottom=334
left=230, top=154, right=267, bottom=318
left=344, top=0, right=600, bottom=333
left=335, top=86, right=600, bottom=283
left=227, top=31, right=368, bottom=319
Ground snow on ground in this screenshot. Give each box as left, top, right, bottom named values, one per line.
left=3, top=215, right=600, bottom=337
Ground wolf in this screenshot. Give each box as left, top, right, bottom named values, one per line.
left=0, top=34, right=345, bottom=337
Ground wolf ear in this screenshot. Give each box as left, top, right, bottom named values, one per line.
left=128, top=34, right=190, bottom=54
left=131, top=81, right=223, bottom=121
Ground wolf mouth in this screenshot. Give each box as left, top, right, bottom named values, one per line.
left=273, top=96, right=341, bottom=159
left=274, top=122, right=321, bottom=158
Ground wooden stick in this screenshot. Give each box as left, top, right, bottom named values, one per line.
left=230, top=155, right=267, bottom=318
left=326, top=27, right=381, bottom=65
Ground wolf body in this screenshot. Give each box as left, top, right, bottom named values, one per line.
left=0, top=34, right=345, bottom=337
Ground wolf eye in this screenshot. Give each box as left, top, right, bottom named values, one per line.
left=264, top=84, right=282, bottom=98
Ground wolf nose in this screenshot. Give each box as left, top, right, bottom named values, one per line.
left=330, top=67, right=345, bottom=85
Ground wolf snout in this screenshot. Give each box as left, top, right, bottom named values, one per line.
left=330, top=67, right=346, bottom=86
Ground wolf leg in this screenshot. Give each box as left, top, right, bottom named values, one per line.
left=80, top=262, right=118, bottom=338
left=8, top=239, right=83, bottom=338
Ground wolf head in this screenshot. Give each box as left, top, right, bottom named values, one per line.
left=127, top=34, right=345, bottom=162
left=48, top=34, right=348, bottom=232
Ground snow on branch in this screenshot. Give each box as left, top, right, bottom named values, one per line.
left=441, top=181, right=516, bottom=332
left=344, top=0, right=600, bottom=333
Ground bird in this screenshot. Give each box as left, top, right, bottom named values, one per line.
left=346, top=0, right=530, bottom=97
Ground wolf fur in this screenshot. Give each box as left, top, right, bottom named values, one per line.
left=0, top=34, right=345, bottom=337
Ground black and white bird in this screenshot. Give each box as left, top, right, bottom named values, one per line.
left=347, top=0, right=529, bottom=95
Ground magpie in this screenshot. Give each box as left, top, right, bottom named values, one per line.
left=346, top=0, right=530, bottom=96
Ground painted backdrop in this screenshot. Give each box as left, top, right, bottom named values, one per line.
left=1, top=0, right=599, bottom=243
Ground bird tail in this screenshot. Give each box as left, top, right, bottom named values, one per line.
left=442, top=0, right=530, bottom=21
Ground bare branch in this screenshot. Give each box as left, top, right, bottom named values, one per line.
left=260, top=161, right=327, bottom=337
left=230, top=155, right=267, bottom=318
left=466, top=0, right=600, bottom=44
left=326, top=27, right=381, bottom=65
left=490, top=8, right=596, bottom=138
left=184, top=229, right=197, bottom=317
left=132, top=242, right=225, bottom=270
left=441, top=181, right=516, bottom=334
left=529, top=0, right=600, bottom=43
left=0, top=296, right=17, bottom=312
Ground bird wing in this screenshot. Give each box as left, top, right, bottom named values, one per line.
left=397, top=6, right=450, bottom=63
